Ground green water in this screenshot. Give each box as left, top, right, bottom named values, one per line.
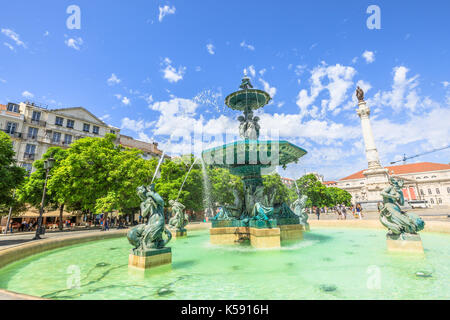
left=0, top=228, right=448, bottom=300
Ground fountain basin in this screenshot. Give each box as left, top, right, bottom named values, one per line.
left=0, top=228, right=448, bottom=300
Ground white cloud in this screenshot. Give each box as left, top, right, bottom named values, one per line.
left=369, top=66, right=421, bottom=112
left=159, top=5, right=176, bottom=22
left=65, top=37, right=83, bottom=50
left=121, top=118, right=154, bottom=132
left=240, top=40, right=255, bottom=51
left=296, top=63, right=356, bottom=117
left=121, top=97, right=131, bottom=105
left=206, top=43, right=215, bottom=55
left=44, top=31, right=49, bottom=37
left=0, top=78, right=6, bottom=84
left=22, top=91, right=34, bottom=98
left=100, top=114, right=111, bottom=121
left=107, top=73, right=121, bottom=86
left=362, top=50, right=375, bottom=63
left=3, top=42, right=14, bottom=51
left=1, top=28, right=26, bottom=48
left=442, top=81, right=450, bottom=88
left=259, top=78, right=277, bottom=99
left=161, top=57, right=186, bottom=83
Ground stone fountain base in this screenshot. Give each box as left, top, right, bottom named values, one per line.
left=210, top=222, right=304, bottom=249
left=171, top=228, right=187, bottom=239
left=386, top=233, right=424, bottom=254
left=128, top=247, right=172, bottom=270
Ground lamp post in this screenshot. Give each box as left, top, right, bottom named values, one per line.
left=33, top=157, right=55, bottom=240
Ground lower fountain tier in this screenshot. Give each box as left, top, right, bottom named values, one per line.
left=201, top=140, right=308, bottom=173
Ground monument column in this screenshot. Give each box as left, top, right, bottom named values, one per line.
left=355, top=87, right=389, bottom=205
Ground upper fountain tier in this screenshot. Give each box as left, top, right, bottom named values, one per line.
left=225, top=77, right=272, bottom=113
left=201, top=77, right=308, bottom=176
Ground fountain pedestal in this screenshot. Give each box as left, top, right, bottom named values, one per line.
left=249, top=228, right=280, bottom=249
left=386, top=233, right=424, bottom=254
left=128, top=247, right=172, bottom=270
left=171, top=228, right=187, bottom=239
left=279, top=224, right=304, bottom=241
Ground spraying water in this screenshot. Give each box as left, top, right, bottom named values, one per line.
left=294, top=180, right=300, bottom=194
left=176, top=157, right=199, bottom=201
left=200, top=158, right=214, bottom=218
left=150, top=151, right=166, bottom=184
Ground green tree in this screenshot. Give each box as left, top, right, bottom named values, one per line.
left=262, top=173, right=291, bottom=205
left=48, top=134, right=154, bottom=229
left=17, top=147, right=67, bottom=229
left=295, top=174, right=328, bottom=207
left=325, top=187, right=352, bottom=207
left=0, top=131, right=26, bottom=212
left=207, top=167, right=242, bottom=210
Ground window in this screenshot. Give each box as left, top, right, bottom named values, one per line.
left=27, top=127, right=38, bottom=139
left=424, top=176, right=429, bottom=179
left=431, top=175, right=437, bottom=178
left=25, top=144, right=36, bottom=155
left=110, top=130, right=116, bottom=134
left=52, top=132, right=61, bottom=143
left=83, top=123, right=90, bottom=132
left=93, top=126, right=100, bottom=135
left=55, top=117, right=64, bottom=126
left=64, top=134, right=72, bottom=145
left=447, top=187, right=450, bottom=194
left=7, top=103, right=19, bottom=113
left=420, top=189, right=425, bottom=196
left=428, top=189, right=432, bottom=195
left=6, top=122, right=17, bottom=134
left=438, top=198, right=442, bottom=204
left=436, top=188, right=440, bottom=195
left=31, top=111, right=41, bottom=121
left=430, top=198, right=434, bottom=204
left=67, top=119, right=75, bottom=129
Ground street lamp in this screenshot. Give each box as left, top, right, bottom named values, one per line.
left=33, top=157, right=55, bottom=240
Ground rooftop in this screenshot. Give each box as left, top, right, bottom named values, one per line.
left=340, top=162, right=450, bottom=181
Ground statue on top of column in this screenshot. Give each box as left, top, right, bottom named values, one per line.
left=356, top=86, right=365, bottom=102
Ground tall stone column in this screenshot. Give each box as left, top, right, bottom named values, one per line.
left=355, top=87, right=389, bottom=204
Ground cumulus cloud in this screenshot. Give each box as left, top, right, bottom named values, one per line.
left=107, top=73, right=121, bottom=86
left=259, top=78, right=277, bottom=99
left=161, top=58, right=186, bottom=83
left=296, top=63, right=356, bottom=118
left=159, top=5, right=176, bottom=22
left=65, top=37, right=83, bottom=50
left=362, top=50, right=375, bottom=63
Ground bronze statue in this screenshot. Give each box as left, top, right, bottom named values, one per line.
left=379, top=177, right=425, bottom=239
left=168, top=199, right=189, bottom=231
left=356, top=86, right=365, bottom=102
left=127, top=184, right=172, bottom=251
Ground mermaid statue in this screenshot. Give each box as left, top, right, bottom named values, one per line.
left=292, top=192, right=310, bottom=231
left=127, top=184, right=172, bottom=252
left=168, top=199, right=189, bottom=231
left=379, top=177, right=425, bottom=239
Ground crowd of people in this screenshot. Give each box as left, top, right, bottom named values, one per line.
left=309, top=203, right=364, bottom=220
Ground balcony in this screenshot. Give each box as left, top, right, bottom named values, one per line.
left=23, top=153, right=36, bottom=161
left=26, top=117, right=47, bottom=127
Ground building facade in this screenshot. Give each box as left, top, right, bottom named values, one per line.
left=119, top=134, right=166, bottom=160
left=336, top=162, right=450, bottom=208
left=0, top=102, right=120, bottom=173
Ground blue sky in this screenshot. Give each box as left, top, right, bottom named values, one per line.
left=1, top=0, right=449, bottom=180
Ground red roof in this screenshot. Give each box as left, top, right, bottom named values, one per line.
left=323, top=181, right=337, bottom=185
left=340, top=162, right=450, bottom=181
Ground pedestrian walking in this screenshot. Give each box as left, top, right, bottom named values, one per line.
left=315, top=206, right=320, bottom=220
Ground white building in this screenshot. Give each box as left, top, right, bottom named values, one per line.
left=0, top=102, right=120, bottom=173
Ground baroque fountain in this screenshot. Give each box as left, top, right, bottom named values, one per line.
left=202, top=77, right=309, bottom=248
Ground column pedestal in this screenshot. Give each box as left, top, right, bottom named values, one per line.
left=171, top=229, right=187, bottom=239
left=279, top=224, right=304, bottom=241
left=249, top=227, right=280, bottom=249
left=128, top=247, right=172, bottom=270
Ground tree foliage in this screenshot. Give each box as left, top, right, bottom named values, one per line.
left=0, top=131, right=26, bottom=212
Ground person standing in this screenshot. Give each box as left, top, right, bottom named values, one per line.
left=342, top=205, right=347, bottom=220
left=315, top=206, right=321, bottom=220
